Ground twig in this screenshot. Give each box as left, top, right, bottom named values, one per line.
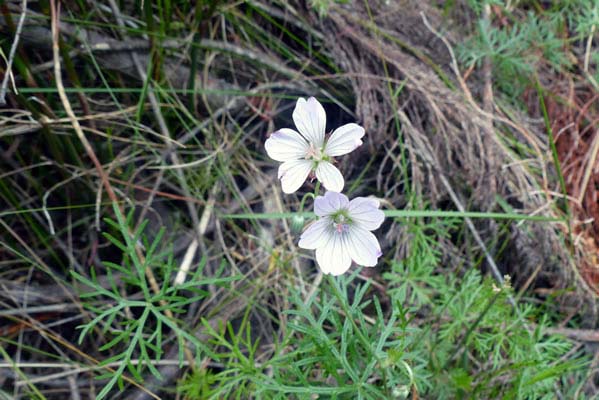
left=6, top=359, right=201, bottom=387
left=0, top=0, right=27, bottom=105
left=480, top=4, right=496, bottom=194
left=481, top=4, right=494, bottom=115
left=0, top=360, right=194, bottom=369
left=438, top=174, right=513, bottom=302
left=51, top=0, right=164, bottom=297
left=583, top=24, right=595, bottom=74
left=542, top=326, right=599, bottom=342
left=173, top=193, right=215, bottom=285
left=11, top=266, right=33, bottom=399
left=0, top=303, right=79, bottom=317
left=43, top=170, right=90, bottom=235
left=67, top=374, right=81, bottom=400
left=577, top=129, right=599, bottom=204
left=0, top=221, right=76, bottom=305
left=51, top=1, right=118, bottom=205
left=3, top=314, right=160, bottom=399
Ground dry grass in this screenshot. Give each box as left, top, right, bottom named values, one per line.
left=1, top=0, right=597, bottom=398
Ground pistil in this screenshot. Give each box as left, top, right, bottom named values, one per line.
left=332, top=213, right=351, bottom=234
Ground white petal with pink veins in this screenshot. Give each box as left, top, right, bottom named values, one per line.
left=347, top=227, right=382, bottom=267
left=278, top=160, right=312, bottom=194
left=264, top=128, right=309, bottom=162
left=315, top=233, right=352, bottom=275
left=292, top=97, right=326, bottom=147
left=298, top=218, right=331, bottom=249
left=314, top=191, right=349, bottom=216
left=298, top=191, right=385, bottom=275
left=325, top=123, right=365, bottom=157
left=348, top=197, right=385, bottom=230
left=315, top=162, right=344, bottom=192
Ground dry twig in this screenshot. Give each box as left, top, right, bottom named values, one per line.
left=0, top=0, right=27, bottom=105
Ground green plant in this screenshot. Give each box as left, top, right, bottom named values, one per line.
left=2, top=1, right=594, bottom=398
left=383, top=218, right=455, bottom=306
left=178, top=219, right=588, bottom=399
left=457, top=11, right=571, bottom=98
left=73, top=205, right=240, bottom=399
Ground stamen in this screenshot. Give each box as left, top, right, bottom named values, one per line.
left=335, top=223, right=349, bottom=234
left=305, top=143, right=322, bottom=160
left=331, top=212, right=351, bottom=234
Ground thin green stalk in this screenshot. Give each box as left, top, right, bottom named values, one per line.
left=446, top=288, right=504, bottom=367
left=326, top=275, right=390, bottom=396
left=221, top=210, right=560, bottom=221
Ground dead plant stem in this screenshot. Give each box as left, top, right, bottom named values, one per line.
left=0, top=0, right=27, bottom=105
left=51, top=1, right=117, bottom=205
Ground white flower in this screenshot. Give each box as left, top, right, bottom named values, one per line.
left=298, top=191, right=384, bottom=275
left=265, top=97, right=365, bottom=194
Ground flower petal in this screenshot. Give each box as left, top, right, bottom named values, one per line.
left=324, top=123, right=365, bottom=157
left=315, top=162, right=344, bottom=192
left=314, top=191, right=350, bottom=217
left=298, top=218, right=331, bottom=250
left=315, top=233, right=352, bottom=275
left=278, top=160, right=312, bottom=194
left=293, top=97, right=326, bottom=147
left=348, top=197, right=385, bottom=230
left=347, top=227, right=382, bottom=267
left=265, top=128, right=309, bottom=162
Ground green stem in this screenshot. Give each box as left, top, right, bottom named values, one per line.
left=313, top=181, right=321, bottom=197
left=446, top=287, right=504, bottom=367
left=297, top=181, right=322, bottom=214
left=220, top=210, right=560, bottom=221
left=327, top=275, right=390, bottom=395
left=298, top=193, right=315, bottom=213
left=327, top=276, right=370, bottom=348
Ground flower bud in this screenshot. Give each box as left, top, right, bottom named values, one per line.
left=290, top=214, right=305, bottom=234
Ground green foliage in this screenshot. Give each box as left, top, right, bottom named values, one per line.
left=383, top=218, right=454, bottom=306
left=73, top=204, right=240, bottom=400
left=178, top=368, right=221, bottom=400
left=309, top=0, right=349, bottom=17
left=178, top=219, right=588, bottom=399
left=309, top=0, right=333, bottom=16
left=455, top=1, right=599, bottom=99
left=264, top=275, right=419, bottom=399
left=3, top=0, right=594, bottom=398
left=464, top=0, right=504, bottom=16
left=457, top=10, right=571, bottom=97
left=568, top=1, right=599, bottom=36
